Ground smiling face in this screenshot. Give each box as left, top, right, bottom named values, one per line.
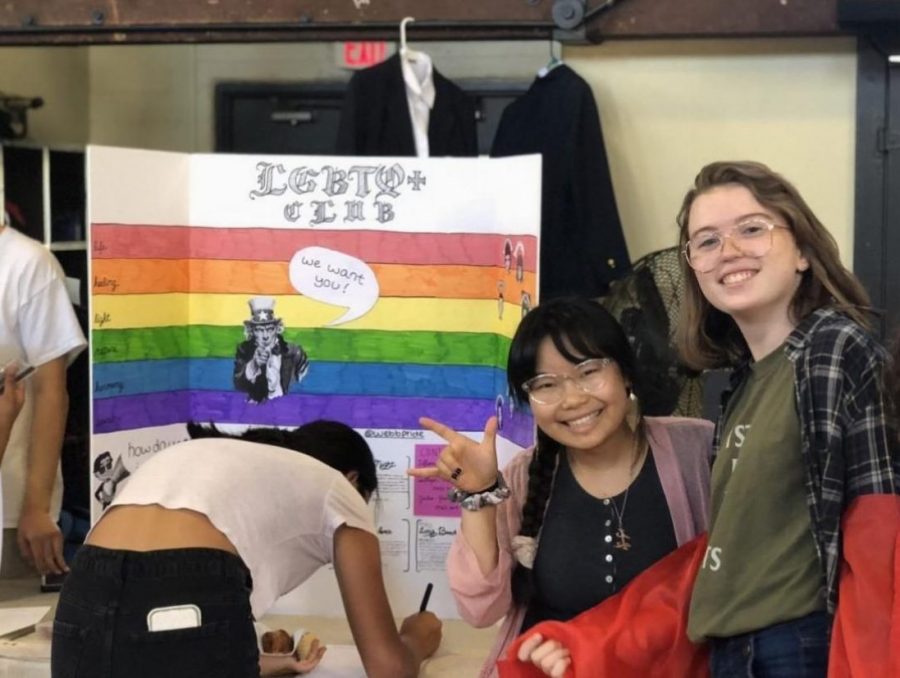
left=687, top=184, right=809, bottom=327
left=529, top=337, right=632, bottom=456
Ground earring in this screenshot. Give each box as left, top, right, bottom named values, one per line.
left=626, top=390, right=640, bottom=431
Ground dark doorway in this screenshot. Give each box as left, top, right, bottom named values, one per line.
left=853, top=34, right=900, bottom=337
left=215, top=80, right=528, bottom=156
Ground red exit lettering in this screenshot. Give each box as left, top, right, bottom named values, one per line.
left=342, top=41, right=389, bottom=69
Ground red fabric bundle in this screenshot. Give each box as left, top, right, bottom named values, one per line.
left=498, top=535, right=710, bottom=678
left=498, top=495, right=900, bottom=678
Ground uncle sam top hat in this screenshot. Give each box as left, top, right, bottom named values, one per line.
left=245, top=296, right=280, bottom=326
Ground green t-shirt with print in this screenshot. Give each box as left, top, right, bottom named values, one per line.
left=687, top=345, right=825, bottom=641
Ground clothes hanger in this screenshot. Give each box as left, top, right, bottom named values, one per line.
left=537, top=36, right=563, bottom=78
left=399, top=16, right=424, bottom=64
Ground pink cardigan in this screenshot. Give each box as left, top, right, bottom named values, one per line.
left=446, top=416, right=714, bottom=678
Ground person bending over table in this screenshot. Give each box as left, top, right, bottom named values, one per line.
left=51, top=420, right=441, bottom=678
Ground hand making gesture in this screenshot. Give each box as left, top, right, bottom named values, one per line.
left=408, top=416, right=499, bottom=493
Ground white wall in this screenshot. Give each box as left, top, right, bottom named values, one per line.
left=0, top=37, right=859, bottom=266
left=88, top=44, right=197, bottom=151
left=565, top=38, right=857, bottom=264
left=0, top=46, right=88, bottom=145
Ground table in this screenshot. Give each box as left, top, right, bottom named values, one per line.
left=0, top=578, right=56, bottom=678
left=0, top=577, right=497, bottom=677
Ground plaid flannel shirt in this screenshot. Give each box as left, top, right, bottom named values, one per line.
left=713, top=307, right=900, bottom=613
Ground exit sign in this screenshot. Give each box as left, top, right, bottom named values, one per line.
left=337, top=41, right=392, bottom=70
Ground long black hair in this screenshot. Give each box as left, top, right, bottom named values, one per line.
left=186, top=420, right=378, bottom=499
left=506, top=297, right=643, bottom=606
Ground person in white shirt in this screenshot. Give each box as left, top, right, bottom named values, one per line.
left=0, top=223, right=87, bottom=577
left=51, top=420, right=442, bottom=678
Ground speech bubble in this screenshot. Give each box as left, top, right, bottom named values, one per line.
left=289, top=246, right=380, bottom=325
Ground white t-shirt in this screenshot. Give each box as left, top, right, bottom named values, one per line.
left=0, top=226, right=87, bottom=526
left=108, top=437, right=377, bottom=618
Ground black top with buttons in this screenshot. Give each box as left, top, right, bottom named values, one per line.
left=521, top=449, right=677, bottom=631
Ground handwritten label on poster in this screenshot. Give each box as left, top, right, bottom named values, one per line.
left=413, top=444, right=460, bottom=518
left=415, top=519, right=458, bottom=572
left=377, top=518, right=411, bottom=573
left=289, top=246, right=379, bottom=325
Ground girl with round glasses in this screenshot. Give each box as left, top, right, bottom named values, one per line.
left=514, top=162, right=899, bottom=678
left=678, top=161, right=898, bottom=678
left=409, top=297, right=713, bottom=677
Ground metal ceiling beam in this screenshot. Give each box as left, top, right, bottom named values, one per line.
left=586, top=0, right=842, bottom=40
left=0, top=0, right=550, bottom=44
left=0, top=0, right=846, bottom=46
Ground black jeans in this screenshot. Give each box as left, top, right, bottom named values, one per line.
left=709, top=611, right=832, bottom=678
left=51, top=545, right=260, bottom=678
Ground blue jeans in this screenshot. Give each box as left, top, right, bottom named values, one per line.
left=51, top=546, right=260, bottom=678
left=709, top=611, right=831, bottom=678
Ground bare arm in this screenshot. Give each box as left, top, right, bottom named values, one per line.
left=459, top=505, right=500, bottom=575
left=0, top=367, right=26, bottom=464
left=333, top=525, right=441, bottom=678
left=19, top=355, right=68, bottom=575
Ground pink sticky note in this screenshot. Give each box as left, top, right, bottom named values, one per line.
left=413, top=444, right=460, bottom=518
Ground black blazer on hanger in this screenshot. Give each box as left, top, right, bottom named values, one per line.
left=491, top=65, right=631, bottom=300
left=336, top=54, right=477, bottom=157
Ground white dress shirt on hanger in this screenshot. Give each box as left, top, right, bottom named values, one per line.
left=400, top=52, right=435, bottom=157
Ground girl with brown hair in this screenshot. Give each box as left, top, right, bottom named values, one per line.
left=514, top=161, right=899, bottom=678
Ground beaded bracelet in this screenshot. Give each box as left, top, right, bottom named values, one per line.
left=447, top=471, right=511, bottom=511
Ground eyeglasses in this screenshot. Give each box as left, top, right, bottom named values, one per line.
left=683, top=217, right=789, bottom=274
left=522, top=358, right=612, bottom=406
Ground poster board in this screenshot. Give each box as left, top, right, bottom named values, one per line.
left=88, top=147, right=541, bottom=618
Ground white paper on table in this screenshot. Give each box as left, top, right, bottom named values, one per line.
left=0, top=606, right=51, bottom=638
left=303, top=644, right=365, bottom=678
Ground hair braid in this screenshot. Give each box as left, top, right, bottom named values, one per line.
left=511, top=429, right=563, bottom=606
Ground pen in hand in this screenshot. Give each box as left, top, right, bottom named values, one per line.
left=419, top=582, right=433, bottom=613
left=0, top=364, right=34, bottom=395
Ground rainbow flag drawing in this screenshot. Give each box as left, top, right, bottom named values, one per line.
left=92, top=224, right=538, bottom=444
left=89, top=147, right=541, bottom=472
